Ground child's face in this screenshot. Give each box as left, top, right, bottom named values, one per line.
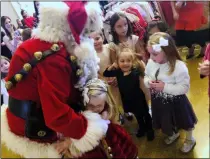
left=1, top=59, right=10, bottom=73
left=89, top=32, right=104, bottom=51
left=147, top=46, right=166, bottom=64
left=118, top=52, right=133, bottom=72
left=114, top=17, right=128, bottom=37
left=86, top=95, right=106, bottom=113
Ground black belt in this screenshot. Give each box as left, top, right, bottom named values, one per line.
left=8, top=96, right=36, bottom=120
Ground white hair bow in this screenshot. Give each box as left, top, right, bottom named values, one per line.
left=152, top=37, right=169, bottom=52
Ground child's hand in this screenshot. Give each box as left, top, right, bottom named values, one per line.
left=149, top=80, right=165, bottom=91
left=107, top=77, right=118, bottom=87
left=54, top=138, right=72, bottom=155
left=198, top=60, right=210, bottom=76
left=108, top=62, right=118, bottom=71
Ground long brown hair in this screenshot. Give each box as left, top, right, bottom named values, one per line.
left=110, top=12, right=133, bottom=44
left=1, top=16, right=16, bottom=40
left=148, top=32, right=182, bottom=75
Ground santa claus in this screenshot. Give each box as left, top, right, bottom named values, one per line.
left=1, top=2, right=110, bottom=158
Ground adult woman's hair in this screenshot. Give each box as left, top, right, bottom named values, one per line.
left=1, top=16, right=16, bottom=40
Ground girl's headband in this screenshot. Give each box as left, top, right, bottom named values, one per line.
left=82, top=78, right=108, bottom=106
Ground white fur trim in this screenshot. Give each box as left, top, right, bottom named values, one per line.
left=32, top=2, right=77, bottom=54
left=74, top=40, right=100, bottom=90
left=33, top=2, right=72, bottom=43
left=1, top=105, right=61, bottom=158
left=69, top=111, right=110, bottom=157
left=83, top=2, right=103, bottom=35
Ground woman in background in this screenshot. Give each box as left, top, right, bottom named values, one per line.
left=171, top=1, right=207, bottom=59
left=21, top=9, right=36, bottom=29
left=1, top=16, right=22, bottom=54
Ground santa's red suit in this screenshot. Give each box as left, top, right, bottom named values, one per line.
left=79, top=123, right=138, bottom=158
left=1, top=2, right=109, bottom=158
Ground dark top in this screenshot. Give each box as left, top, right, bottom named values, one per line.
left=103, top=68, right=146, bottom=112
left=1, top=31, right=12, bottom=59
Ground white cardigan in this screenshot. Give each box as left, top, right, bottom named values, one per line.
left=1, top=79, right=9, bottom=105
left=144, top=59, right=190, bottom=96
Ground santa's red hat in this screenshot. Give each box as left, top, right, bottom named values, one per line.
left=64, top=1, right=87, bottom=44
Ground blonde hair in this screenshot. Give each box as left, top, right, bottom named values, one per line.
left=88, top=88, right=116, bottom=121
left=117, top=47, right=145, bottom=76
left=147, top=32, right=182, bottom=75
left=1, top=56, right=10, bottom=63
left=1, top=56, right=10, bottom=79
left=83, top=78, right=116, bottom=121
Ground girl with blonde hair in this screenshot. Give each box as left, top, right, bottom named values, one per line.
left=54, top=78, right=139, bottom=158
left=145, top=32, right=197, bottom=153
left=103, top=48, right=154, bottom=141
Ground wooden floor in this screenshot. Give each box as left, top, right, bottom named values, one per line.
left=124, top=56, right=209, bottom=158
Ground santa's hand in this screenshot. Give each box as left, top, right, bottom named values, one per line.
left=54, top=138, right=72, bottom=155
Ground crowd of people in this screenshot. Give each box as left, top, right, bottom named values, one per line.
left=1, top=1, right=209, bottom=158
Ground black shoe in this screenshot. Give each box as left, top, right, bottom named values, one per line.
left=147, top=130, right=155, bottom=141
left=136, top=130, right=145, bottom=138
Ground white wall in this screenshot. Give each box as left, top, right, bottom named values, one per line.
left=11, top=2, right=35, bottom=19
left=1, top=2, right=20, bottom=28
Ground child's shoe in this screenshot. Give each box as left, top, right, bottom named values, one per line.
left=180, top=138, right=196, bottom=153
left=164, top=132, right=180, bottom=145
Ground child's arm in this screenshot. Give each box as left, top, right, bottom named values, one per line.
left=103, top=63, right=118, bottom=77
left=135, top=39, right=146, bottom=61
left=139, top=76, right=151, bottom=102
left=138, top=61, right=151, bottom=101
left=144, top=60, right=153, bottom=88
left=163, top=61, right=190, bottom=95
left=108, top=43, right=117, bottom=64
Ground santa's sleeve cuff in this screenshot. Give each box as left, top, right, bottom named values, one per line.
left=69, top=111, right=109, bottom=157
